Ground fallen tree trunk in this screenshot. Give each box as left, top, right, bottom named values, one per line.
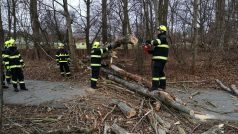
left=215, top=79, right=238, bottom=96
left=106, top=65, right=186, bottom=105
left=108, top=75, right=194, bottom=116
left=230, top=84, right=238, bottom=96
left=110, top=65, right=152, bottom=88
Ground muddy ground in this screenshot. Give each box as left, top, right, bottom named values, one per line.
left=2, top=50, right=238, bottom=134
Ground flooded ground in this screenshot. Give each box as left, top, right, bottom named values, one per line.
left=169, top=87, right=238, bottom=121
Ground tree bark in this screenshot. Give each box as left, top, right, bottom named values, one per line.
left=122, top=0, right=129, bottom=54
left=85, top=0, right=91, bottom=54
left=12, top=0, right=16, bottom=39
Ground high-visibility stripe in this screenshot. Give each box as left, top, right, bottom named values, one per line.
left=61, top=72, right=65, bottom=74
left=152, top=78, right=160, bottom=81
left=19, top=81, right=25, bottom=84
left=100, top=49, right=103, bottom=54
left=152, top=56, right=168, bottom=60
left=91, top=78, right=98, bottom=81
left=66, top=72, right=71, bottom=74
left=20, top=59, right=23, bottom=62
left=59, top=54, right=69, bottom=56
left=6, top=76, right=11, bottom=78
left=106, top=48, right=108, bottom=51
left=91, top=55, right=101, bottom=58
left=56, top=55, right=59, bottom=57
left=59, top=61, right=68, bottom=62
left=10, top=65, right=23, bottom=68
left=12, top=81, right=17, bottom=84
left=9, top=54, right=20, bottom=59
left=155, top=39, right=161, bottom=44
left=3, top=55, right=9, bottom=58
left=91, top=64, right=101, bottom=67
left=159, top=77, right=166, bottom=80
left=156, top=44, right=169, bottom=48
left=4, top=62, right=9, bottom=65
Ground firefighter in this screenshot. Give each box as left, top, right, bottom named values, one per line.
left=90, top=40, right=122, bottom=90
left=55, top=43, right=71, bottom=77
left=4, top=39, right=28, bottom=92
left=146, top=25, right=169, bottom=91
left=1, top=40, right=10, bottom=88
left=3, top=40, right=11, bottom=84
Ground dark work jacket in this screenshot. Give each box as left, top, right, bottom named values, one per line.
left=148, top=32, right=169, bottom=63
left=4, top=46, right=24, bottom=69
left=56, top=49, right=70, bottom=63
left=90, top=47, right=110, bottom=67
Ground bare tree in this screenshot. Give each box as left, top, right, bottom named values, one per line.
left=101, top=0, right=107, bottom=44
left=30, top=0, right=41, bottom=59
left=63, top=0, right=79, bottom=70
left=191, top=0, right=199, bottom=72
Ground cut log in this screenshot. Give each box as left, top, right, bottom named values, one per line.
left=111, top=99, right=136, bottom=118
left=110, top=65, right=152, bottom=88
left=111, top=123, right=130, bottom=134
left=230, top=84, right=238, bottom=96
left=108, top=75, right=194, bottom=116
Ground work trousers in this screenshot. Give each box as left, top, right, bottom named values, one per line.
left=59, top=62, right=71, bottom=76
left=91, top=66, right=100, bottom=89
left=5, top=70, right=11, bottom=84
left=11, top=68, right=26, bottom=89
left=152, top=61, right=166, bottom=90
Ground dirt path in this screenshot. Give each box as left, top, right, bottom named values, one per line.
left=3, top=80, right=88, bottom=108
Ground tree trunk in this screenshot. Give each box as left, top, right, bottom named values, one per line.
left=158, top=0, right=168, bottom=26
left=85, top=0, right=91, bottom=54
left=63, top=0, right=79, bottom=70
left=191, top=0, right=199, bottom=72
left=12, top=0, right=17, bottom=39
left=0, top=2, right=4, bottom=131
left=122, top=0, right=129, bottom=54
left=7, top=0, right=12, bottom=37
left=30, top=0, right=41, bottom=60
left=101, top=0, right=107, bottom=44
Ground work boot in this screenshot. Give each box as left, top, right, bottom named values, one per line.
left=20, top=84, right=28, bottom=91
left=14, top=88, right=19, bottom=92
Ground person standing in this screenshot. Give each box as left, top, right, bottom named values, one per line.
left=4, top=39, right=28, bottom=92
left=147, top=25, right=169, bottom=91
left=55, top=43, right=71, bottom=77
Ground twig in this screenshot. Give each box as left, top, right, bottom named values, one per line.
left=138, top=98, right=145, bottom=117
left=101, top=105, right=116, bottom=123
left=3, top=116, right=30, bottom=134
left=131, top=110, right=152, bottom=132
left=168, top=80, right=207, bottom=84
left=225, top=123, right=238, bottom=130
left=191, top=123, right=201, bottom=133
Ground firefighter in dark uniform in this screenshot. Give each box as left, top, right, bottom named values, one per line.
left=4, top=39, right=28, bottom=92
left=1, top=41, right=9, bottom=88
left=3, top=40, right=12, bottom=84
left=90, top=41, right=112, bottom=89
left=148, top=25, right=169, bottom=91
left=55, top=43, right=71, bottom=77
